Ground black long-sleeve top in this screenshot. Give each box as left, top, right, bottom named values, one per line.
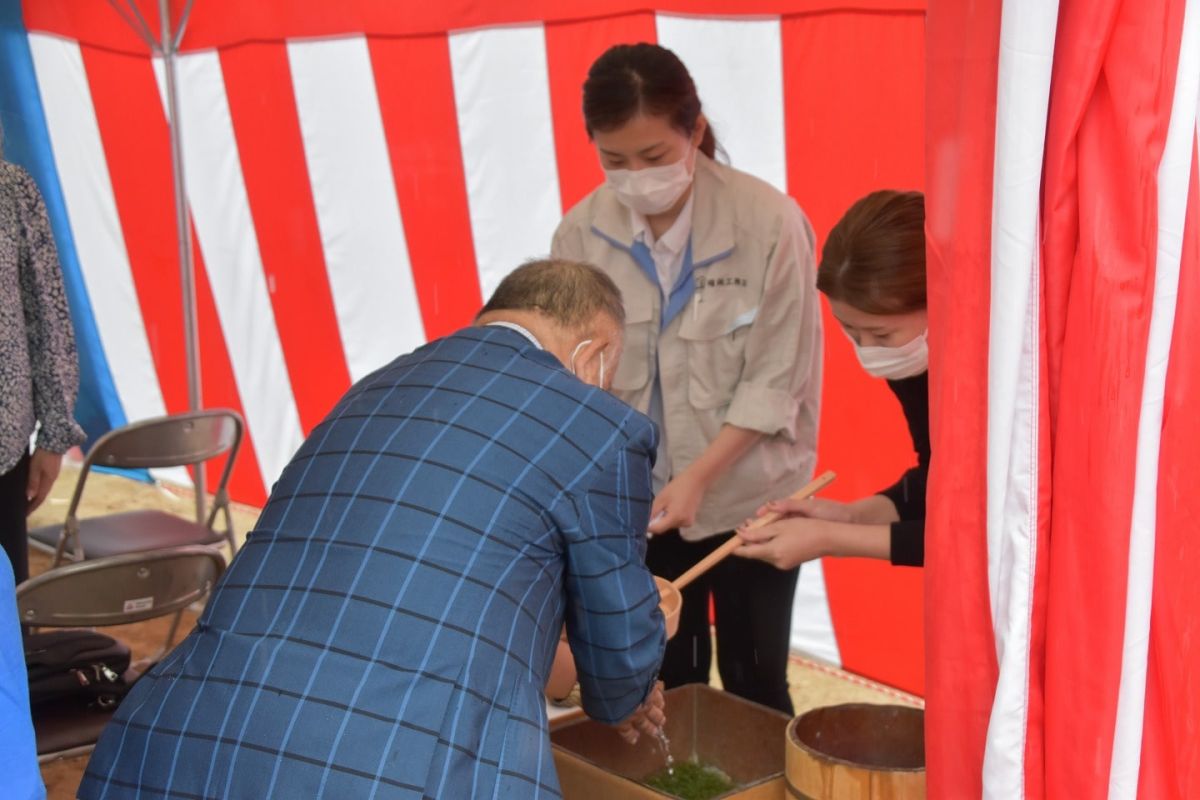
left=876, top=372, right=929, bottom=567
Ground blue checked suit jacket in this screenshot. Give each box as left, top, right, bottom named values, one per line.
left=79, top=326, right=667, bottom=799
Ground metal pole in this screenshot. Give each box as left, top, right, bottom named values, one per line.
left=160, top=0, right=206, bottom=521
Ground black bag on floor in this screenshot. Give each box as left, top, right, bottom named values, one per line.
left=23, top=629, right=132, bottom=710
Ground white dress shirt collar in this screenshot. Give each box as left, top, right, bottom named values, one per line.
left=485, top=321, right=543, bottom=349
left=630, top=190, right=695, bottom=290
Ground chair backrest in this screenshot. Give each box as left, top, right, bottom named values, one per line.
left=85, top=409, right=243, bottom=471
left=16, top=546, right=226, bottom=628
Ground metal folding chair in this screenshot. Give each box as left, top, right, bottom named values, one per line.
left=28, top=409, right=244, bottom=566
left=17, top=546, right=226, bottom=763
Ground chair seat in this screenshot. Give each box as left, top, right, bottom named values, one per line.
left=29, top=510, right=224, bottom=560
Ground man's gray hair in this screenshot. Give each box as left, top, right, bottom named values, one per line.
left=477, top=258, right=625, bottom=330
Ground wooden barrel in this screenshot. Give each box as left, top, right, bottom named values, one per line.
left=785, top=703, right=925, bottom=799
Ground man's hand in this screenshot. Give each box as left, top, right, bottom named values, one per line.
left=26, top=448, right=63, bottom=516
left=615, top=681, right=666, bottom=745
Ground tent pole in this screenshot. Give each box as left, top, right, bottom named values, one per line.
left=159, top=0, right=206, bottom=522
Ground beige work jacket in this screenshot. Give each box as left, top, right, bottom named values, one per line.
left=552, top=155, right=823, bottom=540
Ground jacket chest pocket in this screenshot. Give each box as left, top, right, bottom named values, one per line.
left=613, top=288, right=655, bottom=393
left=677, top=294, right=758, bottom=411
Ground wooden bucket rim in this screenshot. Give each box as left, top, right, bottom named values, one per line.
left=787, top=703, right=925, bottom=774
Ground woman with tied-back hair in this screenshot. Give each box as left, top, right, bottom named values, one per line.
left=737, top=190, right=931, bottom=570
left=552, top=43, right=823, bottom=715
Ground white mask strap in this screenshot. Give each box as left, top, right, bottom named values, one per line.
left=570, top=339, right=608, bottom=387
left=569, top=339, right=593, bottom=376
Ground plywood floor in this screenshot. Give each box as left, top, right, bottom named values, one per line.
left=28, top=464, right=919, bottom=799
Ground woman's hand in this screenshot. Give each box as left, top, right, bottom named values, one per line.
left=615, top=681, right=666, bottom=745
left=757, top=493, right=902, bottom=527
left=647, top=473, right=706, bottom=535
left=734, top=517, right=830, bottom=570
left=647, top=424, right=761, bottom=536
left=737, top=517, right=894, bottom=568
left=26, top=448, right=63, bottom=516
left=755, top=495, right=853, bottom=523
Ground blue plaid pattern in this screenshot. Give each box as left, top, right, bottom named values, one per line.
left=78, top=326, right=666, bottom=799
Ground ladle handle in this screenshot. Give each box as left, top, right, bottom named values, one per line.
left=670, top=470, right=836, bottom=592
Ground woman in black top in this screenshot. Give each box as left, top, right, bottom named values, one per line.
left=737, top=190, right=929, bottom=568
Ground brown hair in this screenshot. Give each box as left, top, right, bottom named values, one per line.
left=477, top=258, right=625, bottom=331
left=582, top=43, right=719, bottom=160
left=818, top=190, right=926, bottom=315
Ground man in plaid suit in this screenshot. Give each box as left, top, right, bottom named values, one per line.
left=79, top=259, right=667, bottom=799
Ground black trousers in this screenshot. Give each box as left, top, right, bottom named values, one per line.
left=646, top=529, right=799, bottom=715
left=0, top=453, right=30, bottom=585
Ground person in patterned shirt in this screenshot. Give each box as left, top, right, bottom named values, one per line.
left=0, top=153, right=85, bottom=585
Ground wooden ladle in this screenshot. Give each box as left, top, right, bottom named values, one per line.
left=669, top=469, right=837, bottom=592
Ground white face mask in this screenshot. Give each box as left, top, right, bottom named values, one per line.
left=851, top=330, right=928, bottom=380
left=570, top=339, right=606, bottom=386
left=603, top=148, right=695, bottom=216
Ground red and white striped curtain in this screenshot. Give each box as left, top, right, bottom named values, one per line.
left=19, top=2, right=927, bottom=694
left=926, top=0, right=1200, bottom=797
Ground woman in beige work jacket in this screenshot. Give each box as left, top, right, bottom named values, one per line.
left=551, top=43, right=823, bottom=715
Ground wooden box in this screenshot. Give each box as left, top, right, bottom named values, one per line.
left=551, top=684, right=790, bottom=799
